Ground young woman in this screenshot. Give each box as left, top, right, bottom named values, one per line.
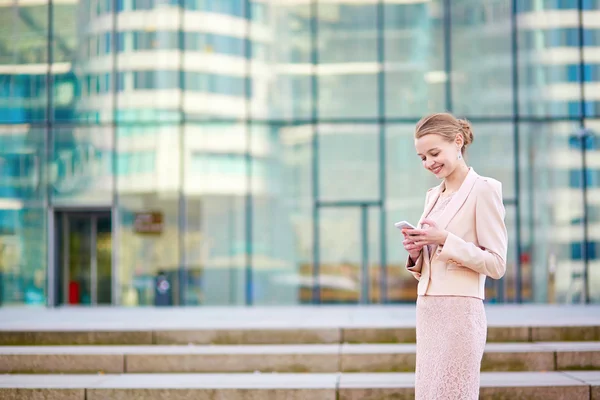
left=402, top=112, right=508, bottom=399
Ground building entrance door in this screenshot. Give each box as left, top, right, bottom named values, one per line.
left=55, top=211, right=112, bottom=305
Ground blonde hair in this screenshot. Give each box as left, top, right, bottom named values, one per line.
left=414, top=112, right=474, bottom=154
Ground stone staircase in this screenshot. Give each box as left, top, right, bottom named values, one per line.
left=0, top=306, right=599, bottom=399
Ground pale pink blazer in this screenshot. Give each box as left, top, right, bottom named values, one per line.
left=406, top=167, right=508, bottom=300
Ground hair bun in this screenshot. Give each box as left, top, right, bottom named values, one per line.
left=458, top=118, right=474, bottom=147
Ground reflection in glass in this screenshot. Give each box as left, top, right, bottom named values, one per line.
left=0, top=2, right=49, bottom=123
left=385, top=0, right=445, bottom=118
left=182, top=123, right=248, bottom=306
left=317, top=3, right=378, bottom=119
left=269, top=3, right=312, bottom=121
left=51, top=126, right=113, bottom=206
left=467, top=122, right=514, bottom=199
left=0, top=208, right=47, bottom=306
left=517, top=3, right=581, bottom=118
left=251, top=124, right=310, bottom=305
left=583, top=12, right=600, bottom=118
left=486, top=205, right=518, bottom=303
left=318, top=124, right=379, bottom=202
left=520, top=122, right=586, bottom=303
left=318, top=208, right=359, bottom=304
left=451, top=0, right=512, bottom=116
left=582, top=0, right=600, bottom=295
left=0, top=124, right=47, bottom=306
left=385, top=124, right=436, bottom=303
left=119, top=196, right=179, bottom=306
left=583, top=120, right=600, bottom=303
left=185, top=196, right=246, bottom=306
left=115, top=122, right=181, bottom=307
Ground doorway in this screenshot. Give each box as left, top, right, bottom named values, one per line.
left=314, top=203, right=382, bottom=304
left=55, top=211, right=112, bottom=306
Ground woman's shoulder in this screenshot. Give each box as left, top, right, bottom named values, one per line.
left=474, top=174, right=503, bottom=197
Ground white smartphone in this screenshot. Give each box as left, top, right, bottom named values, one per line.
left=394, top=220, right=416, bottom=230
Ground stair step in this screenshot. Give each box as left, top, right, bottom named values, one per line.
left=2, top=326, right=599, bottom=345
left=0, top=372, right=597, bottom=399
left=1, top=342, right=599, bottom=374
left=2, top=305, right=599, bottom=345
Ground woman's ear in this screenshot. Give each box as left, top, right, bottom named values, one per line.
left=455, top=136, right=463, bottom=149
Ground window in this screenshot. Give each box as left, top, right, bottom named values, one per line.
left=569, top=133, right=598, bottom=150
left=521, top=29, right=600, bottom=49
left=569, top=169, right=600, bottom=188
left=518, top=0, right=596, bottom=12
left=117, top=151, right=156, bottom=175
left=185, top=72, right=246, bottom=96
left=571, top=242, right=598, bottom=260
left=133, top=71, right=178, bottom=90
left=103, top=32, right=111, bottom=55
left=192, top=153, right=247, bottom=175
left=117, top=32, right=125, bottom=52
left=184, top=32, right=246, bottom=57
left=117, top=72, right=126, bottom=92
left=133, top=0, right=154, bottom=10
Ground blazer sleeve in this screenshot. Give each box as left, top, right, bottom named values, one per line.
left=436, top=179, right=508, bottom=279
left=404, top=191, right=431, bottom=281
left=406, top=252, right=423, bottom=281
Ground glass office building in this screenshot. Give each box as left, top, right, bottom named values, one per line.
left=0, top=0, right=598, bottom=307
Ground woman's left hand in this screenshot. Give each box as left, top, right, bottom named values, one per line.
left=407, top=219, right=449, bottom=247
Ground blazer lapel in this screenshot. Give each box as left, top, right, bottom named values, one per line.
left=418, top=185, right=442, bottom=229
left=435, top=167, right=479, bottom=230
left=418, top=184, right=441, bottom=262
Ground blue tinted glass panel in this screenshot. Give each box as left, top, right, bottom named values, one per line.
left=568, top=101, right=582, bottom=117
left=570, top=242, right=599, bottom=260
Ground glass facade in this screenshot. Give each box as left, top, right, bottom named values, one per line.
left=0, top=0, right=599, bottom=307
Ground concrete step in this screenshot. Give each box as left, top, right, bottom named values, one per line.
left=0, top=371, right=598, bottom=399
left=2, top=325, right=599, bottom=346
left=2, top=305, right=600, bottom=345
left=1, top=342, right=599, bottom=374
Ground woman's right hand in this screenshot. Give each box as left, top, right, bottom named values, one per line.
left=402, top=229, right=424, bottom=261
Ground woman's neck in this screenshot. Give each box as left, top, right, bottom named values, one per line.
left=443, top=163, right=470, bottom=193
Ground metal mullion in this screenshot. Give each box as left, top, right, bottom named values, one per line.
left=62, top=213, right=69, bottom=305
left=244, top=0, right=253, bottom=306
left=361, top=205, right=369, bottom=304
left=91, top=215, right=98, bottom=306
left=443, top=0, right=452, bottom=112
left=46, top=0, right=55, bottom=308
left=376, top=0, right=387, bottom=304
left=510, top=0, right=521, bottom=303
left=577, top=0, right=590, bottom=304
left=18, top=115, right=598, bottom=129
left=310, top=0, right=320, bottom=304
left=111, top=0, right=120, bottom=306
left=316, top=201, right=382, bottom=208
left=177, top=0, right=186, bottom=306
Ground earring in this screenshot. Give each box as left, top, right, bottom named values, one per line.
left=457, top=152, right=462, bottom=160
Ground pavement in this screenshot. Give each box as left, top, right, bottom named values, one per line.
left=1, top=304, right=599, bottom=330
left=0, top=371, right=598, bottom=389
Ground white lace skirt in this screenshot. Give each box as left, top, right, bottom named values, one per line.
left=415, top=295, right=487, bottom=400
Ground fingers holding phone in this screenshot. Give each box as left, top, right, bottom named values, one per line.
left=402, top=235, right=423, bottom=261
left=395, top=220, right=422, bottom=261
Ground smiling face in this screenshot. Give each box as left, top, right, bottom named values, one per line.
left=415, top=133, right=462, bottom=179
